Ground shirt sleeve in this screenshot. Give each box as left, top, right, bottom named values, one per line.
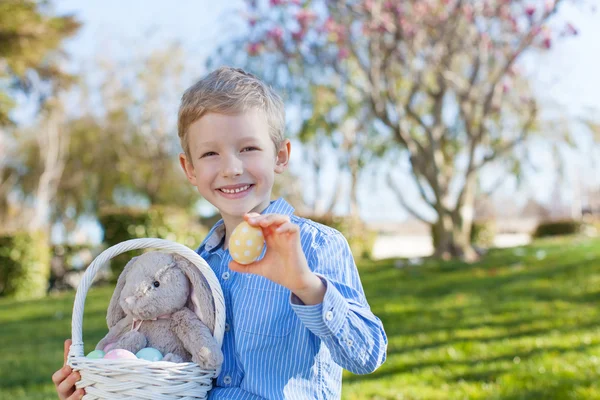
left=290, top=231, right=388, bottom=374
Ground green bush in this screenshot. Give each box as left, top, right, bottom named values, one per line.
left=300, top=214, right=377, bottom=259
left=471, top=220, right=497, bottom=247
left=99, top=206, right=208, bottom=278
left=533, top=220, right=582, bottom=238
left=0, top=231, right=50, bottom=299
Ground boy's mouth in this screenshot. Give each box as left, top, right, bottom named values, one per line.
left=218, top=184, right=254, bottom=196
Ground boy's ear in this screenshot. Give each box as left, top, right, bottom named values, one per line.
left=275, top=139, right=291, bottom=174
left=179, top=152, right=196, bottom=183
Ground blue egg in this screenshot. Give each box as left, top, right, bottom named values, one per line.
left=136, top=347, right=163, bottom=361
left=86, top=349, right=105, bottom=359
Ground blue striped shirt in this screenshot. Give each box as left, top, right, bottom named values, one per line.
left=198, top=198, right=387, bottom=399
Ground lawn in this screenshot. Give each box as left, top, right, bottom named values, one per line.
left=1, top=236, right=599, bottom=399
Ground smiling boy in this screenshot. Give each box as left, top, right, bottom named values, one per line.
left=178, top=67, right=387, bottom=399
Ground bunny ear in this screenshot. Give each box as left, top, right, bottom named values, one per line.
left=172, top=254, right=216, bottom=335
left=106, top=256, right=138, bottom=328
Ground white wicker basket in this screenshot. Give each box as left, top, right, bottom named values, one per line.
left=67, top=238, right=225, bottom=400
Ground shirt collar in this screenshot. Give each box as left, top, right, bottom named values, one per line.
left=197, top=197, right=295, bottom=253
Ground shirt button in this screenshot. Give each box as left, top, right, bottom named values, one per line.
left=225, top=323, right=230, bottom=332
left=325, top=311, right=334, bottom=321
left=346, top=339, right=353, bottom=347
left=222, top=272, right=230, bottom=280
left=223, top=375, right=232, bottom=385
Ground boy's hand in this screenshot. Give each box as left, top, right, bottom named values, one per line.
left=52, top=339, right=84, bottom=400
left=228, top=213, right=326, bottom=305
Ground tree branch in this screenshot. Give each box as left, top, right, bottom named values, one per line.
left=386, top=170, right=434, bottom=224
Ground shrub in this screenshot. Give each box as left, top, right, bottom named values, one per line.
left=471, top=220, right=497, bottom=247
left=300, top=214, right=377, bottom=259
left=533, top=220, right=582, bottom=238
left=99, top=206, right=208, bottom=278
left=0, top=231, right=50, bottom=299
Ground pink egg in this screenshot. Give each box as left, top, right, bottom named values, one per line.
left=104, top=349, right=138, bottom=360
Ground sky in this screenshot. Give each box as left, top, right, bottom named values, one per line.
left=48, top=0, right=600, bottom=239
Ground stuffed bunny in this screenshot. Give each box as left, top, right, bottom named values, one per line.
left=95, top=251, right=223, bottom=370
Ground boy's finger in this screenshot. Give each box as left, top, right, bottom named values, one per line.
left=256, top=214, right=289, bottom=227
left=57, top=371, right=80, bottom=396
left=67, top=388, right=85, bottom=400
left=52, top=365, right=71, bottom=386
left=275, top=221, right=299, bottom=234
left=64, top=339, right=72, bottom=365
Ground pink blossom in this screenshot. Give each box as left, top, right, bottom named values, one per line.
left=247, top=42, right=262, bottom=56
left=248, top=16, right=258, bottom=27
left=292, top=29, right=305, bottom=41
left=267, top=26, right=284, bottom=40
left=542, top=37, right=551, bottom=49
left=502, top=79, right=511, bottom=93
left=542, top=29, right=552, bottom=49
left=269, top=0, right=285, bottom=6
left=565, top=22, right=578, bottom=35
left=324, top=17, right=339, bottom=34
left=296, top=9, right=317, bottom=28
left=463, top=5, right=474, bottom=23
left=338, top=47, right=350, bottom=60
left=290, top=0, right=302, bottom=4
left=525, top=5, right=536, bottom=17
left=544, top=0, right=555, bottom=13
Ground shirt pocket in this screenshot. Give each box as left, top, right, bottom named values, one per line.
left=234, top=276, right=294, bottom=337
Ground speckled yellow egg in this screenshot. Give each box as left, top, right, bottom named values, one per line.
left=229, top=221, right=265, bottom=264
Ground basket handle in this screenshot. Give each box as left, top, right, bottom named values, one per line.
left=68, top=238, right=225, bottom=361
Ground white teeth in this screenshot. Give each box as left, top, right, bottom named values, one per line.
left=221, top=185, right=250, bottom=194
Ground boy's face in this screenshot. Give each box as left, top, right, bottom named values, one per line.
left=180, top=110, right=290, bottom=224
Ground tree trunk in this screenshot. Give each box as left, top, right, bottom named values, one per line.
left=432, top=217, right=478, bottom=261
left=30, top=108, right=67, bottom=232
left=432, top=176, right=478, bottom=262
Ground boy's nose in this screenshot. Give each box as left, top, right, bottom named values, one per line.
left=222, top=157, right=243, bottom=177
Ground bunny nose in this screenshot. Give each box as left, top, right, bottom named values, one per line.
left=125, top=296, right=136, bottom=305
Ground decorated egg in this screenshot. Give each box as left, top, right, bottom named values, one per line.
left=104, top=349, right=138, bottom=360
left=136, top=347, right=163, bottom=361
left=86, top=350, right=105, bottom=359
left=229, top=221, right=265, bottom=265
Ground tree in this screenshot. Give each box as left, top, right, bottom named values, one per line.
left=51, top=43, right=199, bottom=230
left=0, top=0, right=80, bottom=230
left=218, top=0, right=585, bottom=260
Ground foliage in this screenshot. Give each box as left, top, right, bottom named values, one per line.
left=2, top=236, right=600, bottom=399
left=98, top=205, right=208, bottom=278
left=471, top=220, right=497, bottom=247
left=0, top=0, right=80, bottom=124
left=0, top=231, right=50, bottom=299
left=533, top=220, right=583, bottom=238
left=301, top=213, right=377, bottom=259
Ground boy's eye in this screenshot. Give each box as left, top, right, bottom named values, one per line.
left=242, top=146, right=259, bottom=152
left=200, top=151, right=217, bottom=158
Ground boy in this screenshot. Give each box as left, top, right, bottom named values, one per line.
left=53, top=66, right=387, bottom=399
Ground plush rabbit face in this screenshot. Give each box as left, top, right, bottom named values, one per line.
left=118, top=252, right=190, bottom=321
left=107, top=251, right=216, bottom=335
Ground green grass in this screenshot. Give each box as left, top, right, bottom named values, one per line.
left=1, top=236, right=599, bottom=399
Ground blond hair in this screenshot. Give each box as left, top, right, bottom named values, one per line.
left=178, top=66, right=285, bottom=160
